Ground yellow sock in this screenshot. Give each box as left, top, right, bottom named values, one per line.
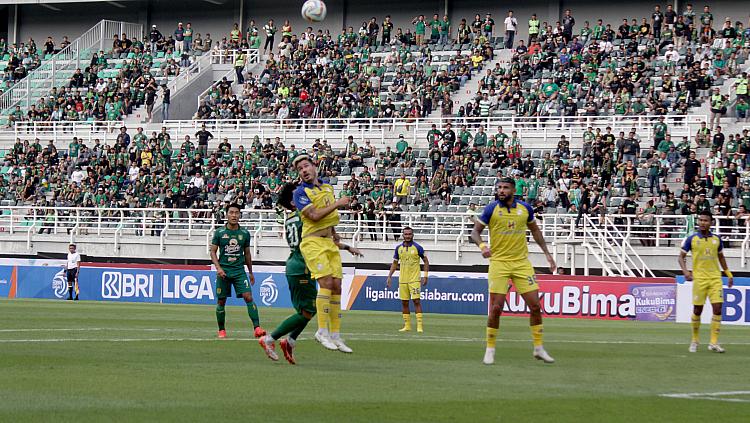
left=710, top=315, right=721, bottom=345
left=416, top=313, right=423, bottom=329
left=691, top=314, right=701, bottom=343
left=402, top=313, right=411, bottom=328
left=329, top=294, right=341, bottom=334
left=486, top=327, right=498, bottom=348
left=531, top=324, right=544, bottom=347
left=316, top=288, right=331, bottom=333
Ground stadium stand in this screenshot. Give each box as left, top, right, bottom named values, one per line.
left=1, top=4, right=750, bottom=260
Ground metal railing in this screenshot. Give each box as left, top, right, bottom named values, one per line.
left=1, top=206, right=748, bottom=265
left=198, top=49, right=260, bottom=110
left=209, top=48, right=259, bottom=66
left=0, top=20, right=143, bottom=121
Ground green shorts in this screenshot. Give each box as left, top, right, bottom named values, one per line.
left=216, top=272, right=252, bottom=299
left=287, top=273, right=317, bottom=314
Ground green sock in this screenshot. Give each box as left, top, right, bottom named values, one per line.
left=216, top=305, right=226, bottom=330
left=289, top=318, right=310, bottom=340
left=271, top=313, right=308, bottom=340
left=246, top=301, right=260, bottom=328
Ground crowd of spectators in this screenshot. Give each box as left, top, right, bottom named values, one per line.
left=458, top=5, right=748, bottom=124
left=0, top=36, right=67, bottom=90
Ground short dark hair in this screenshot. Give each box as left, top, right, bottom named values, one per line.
left=699, top=210, right=713, bottom=219
left=226, top=203, right=242, bottom=212
left=278, top=183, right=298, bottom=211
left=497, top=176, right=515, bottom=186
left=69, top=243, right=76, bottom=248
left=403, top=226, right=413, bottom=233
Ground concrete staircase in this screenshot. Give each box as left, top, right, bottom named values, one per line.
left=426, top=49, right=513, bottom=120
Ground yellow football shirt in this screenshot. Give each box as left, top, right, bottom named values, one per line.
left=681, top=232, right=723, bottom=281
left=478, top=199, right=534, bottom=262
left=394, top=242, right=425, bottom=283
left=293, top=180, right=340, bottom=237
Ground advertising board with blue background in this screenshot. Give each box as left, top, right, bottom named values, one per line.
left=675, top=276, right=750, bottom=325
left=1, top=263, right=292, bottom=308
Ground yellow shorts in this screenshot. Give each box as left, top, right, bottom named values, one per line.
left=488, top=259, right=538, bottom=295
left=399, top=281, right=421, bottom=300
left=692, top=278, right=724, bottom=305
left=300, top=236, right=343, bottom=280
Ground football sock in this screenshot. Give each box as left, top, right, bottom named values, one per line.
left=329, top=294, right=342, bottom=334
left=67, top=285, right=73, bottom=299
left=416, top=313, right=423, bottom=329
left=486, top=327, right=498, bottom=349
left=271, top=313, right=307, bottom=341
left=216, top=305, right=226, bottom=331
left=316, top=288, right=331, bottom=333
left=246, top=301, right=260, bottom=328
left=289, top=316, right=310, bottom=341
left=402, top=313, right=411, bottom=329
left=531, top=324, right=544, bottom=347
left=691, top=314, right=701, bottom=342
left=710, top=315, right=721, bottom=345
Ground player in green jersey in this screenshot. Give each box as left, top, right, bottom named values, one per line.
left=259, top=183, right=317, bottom=363
left=210, top=203, right=265, bottom=339
left=260, top=182, right=361, bottom=363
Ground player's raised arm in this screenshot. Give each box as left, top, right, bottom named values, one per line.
left=527, top=220, right=556, bottom=274
left=301, top=195, right=350, bottom=222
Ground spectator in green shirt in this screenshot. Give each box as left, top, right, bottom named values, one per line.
left=395, top=134, right=408, bottom=157
left=429, top=14, right=441, bottom=44
left=412, top=15, right=426, bottom=46
left=439, top=15, right=451, bottom=44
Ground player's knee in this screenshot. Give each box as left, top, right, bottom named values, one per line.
left=217, top=298, right=226, bottom=306
left=489, top=303, right=503, bottom=316
left=528, top=302, right=542, bottom=314
left=412, top=299, right=421, bottom=306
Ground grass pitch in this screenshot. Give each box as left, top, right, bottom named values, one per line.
left=1, top=299, right=749, bottom=422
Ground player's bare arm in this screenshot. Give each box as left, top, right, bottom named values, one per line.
left=244, top=246, right=255, bottom=285
left=331, top=226, right=363, bottom=256
left=678, top=250, right=692, bottom=280
left=470, top=221, right=491, bottom=258
left=210, top=244, right=226, bottom=279
left=421, top=254, right=430, bottom=286
left=386, top=259, right=398, bottom=288
left=528, top=220, right=556, bottom=274
left=718, top=251, right=733, bottom=288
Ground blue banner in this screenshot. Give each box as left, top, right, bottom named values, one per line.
left=6, top=264, right=293, bottom=308
left=347, top=275, right=488, bottom=315
left=0, top=265, right=14, bottom=297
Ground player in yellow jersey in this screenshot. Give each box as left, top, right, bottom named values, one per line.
left=292, top=154, right=363, bottom=353
left=470, top=177, right=557, bottom=365
left=386, top=227, right=430, bottom=333
left=678, top=210, right=733, bottom=353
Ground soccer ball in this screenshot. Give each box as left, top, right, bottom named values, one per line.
left=301, top=0, right=327, bottom=23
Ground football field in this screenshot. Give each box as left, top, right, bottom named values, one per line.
left=1, top=299, right=749, bottom=422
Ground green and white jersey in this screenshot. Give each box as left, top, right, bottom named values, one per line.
left=284, top=211, right=308, bottom=276
left=211, top=225, right=251, bottom=276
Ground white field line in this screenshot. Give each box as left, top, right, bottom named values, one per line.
left=1, top=331, right=750, bottom=345
left=660, top=391, right=750, bottom=403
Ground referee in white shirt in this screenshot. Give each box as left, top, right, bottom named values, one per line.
left=66, top=244, right=81, bottom=300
